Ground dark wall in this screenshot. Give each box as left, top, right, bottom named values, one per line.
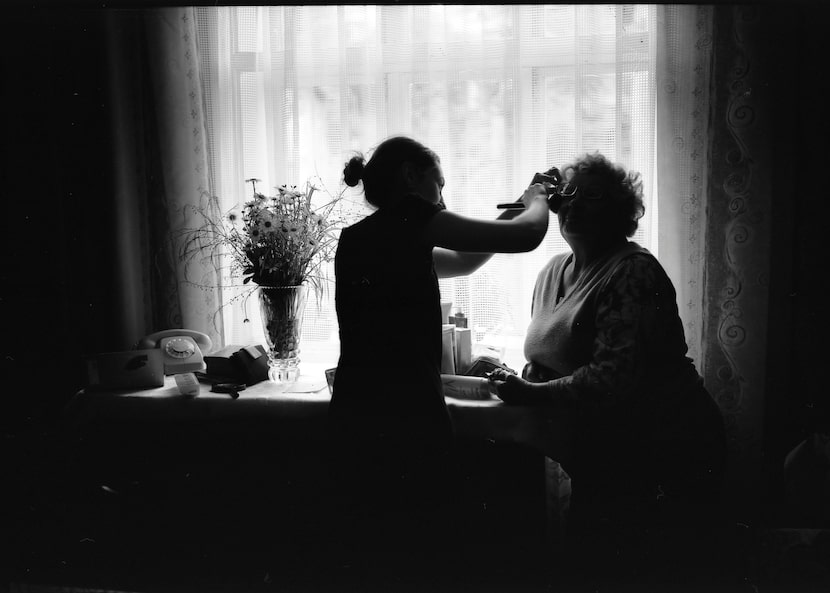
left=1, top=7, right=121, bottom=421
left=759, top=5, right=826, bottom=524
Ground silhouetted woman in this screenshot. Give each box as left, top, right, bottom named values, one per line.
left=328, top=135, right=549, bottom=581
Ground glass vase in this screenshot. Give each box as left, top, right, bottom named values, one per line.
left=258, top=284, right=308, bottom=385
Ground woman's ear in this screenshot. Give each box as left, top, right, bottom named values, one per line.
left=401, top=161, right=421, bottom=188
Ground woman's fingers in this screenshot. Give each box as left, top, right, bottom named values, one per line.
left=520, top=183, right=548, bottom=208
left=492, top=373, right=523, bottom=403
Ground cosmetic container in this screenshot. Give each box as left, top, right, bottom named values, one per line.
left=441, top=374, right=496, bottom=401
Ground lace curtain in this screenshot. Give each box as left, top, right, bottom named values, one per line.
left=190, top=4, right=712, bottom=370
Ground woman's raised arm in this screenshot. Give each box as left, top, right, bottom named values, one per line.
left=426, top=184, right=550, bottom=277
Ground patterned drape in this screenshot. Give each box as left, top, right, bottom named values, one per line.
left=705, top=5, right=773, bottom=512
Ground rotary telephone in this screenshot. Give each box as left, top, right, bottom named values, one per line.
left=137, top=329, right=213, bottom=375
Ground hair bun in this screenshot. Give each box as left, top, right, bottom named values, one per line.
left=343, top=154, right=366, bottom=187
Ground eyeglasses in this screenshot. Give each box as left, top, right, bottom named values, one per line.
left=496, top=176, right=604, bottom=212
left=554, top=182, right=602, bottom=200
left=547, top=182, right=603, bottom=213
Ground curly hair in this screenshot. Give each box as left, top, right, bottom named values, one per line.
left=561, top=152, right=645, bottom=237
left=343, top=136, right=440, bottom=209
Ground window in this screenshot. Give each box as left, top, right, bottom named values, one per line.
left=194, top=5, right=660, bottom=370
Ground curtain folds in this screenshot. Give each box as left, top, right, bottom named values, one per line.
left=105, top=8, right=221, bottom=348
left=105, top=10, right=154, bottom=349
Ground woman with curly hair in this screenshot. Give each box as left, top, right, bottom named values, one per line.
left=490, top=153, right=727, bottom=587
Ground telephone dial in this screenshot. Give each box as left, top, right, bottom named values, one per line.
left=137, top=329, right=213, bottom=375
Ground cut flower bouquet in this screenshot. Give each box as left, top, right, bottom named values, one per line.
left=180, top=178, right=348, bottom=297
left=179, top=178, right=349, bottom=383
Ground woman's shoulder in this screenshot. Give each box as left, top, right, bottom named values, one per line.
left=606, top=243, right=674, bottom=290
left=342, top=207, right=387, bottom=234
left=390, top=194, right=444, bottom=220
left=549, top=251, right=572, bottom=268
left=339, top=197, right=440, bottom=248
left=538, top=251, right=571, bottom=276
left=614, top=241, right=651, bottom=259
left=335, top=211, right=385, bottom=254
left=531, top=253, right=571, bottom=291
left=612, top=242, right=662, bottom=271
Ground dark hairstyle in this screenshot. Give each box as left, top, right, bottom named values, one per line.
left=561, top=152, right=645, bottom=237
left=343, top=136, right=440, bottom=209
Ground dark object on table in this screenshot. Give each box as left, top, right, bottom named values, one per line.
left=211, top=382, right=246, bottom=399
left=464, top=356, right=517, bottom=378
left=203, top=344, right=269, bottom=385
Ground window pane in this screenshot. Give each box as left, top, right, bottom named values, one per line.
left=196, top=4, right=658, bottom=370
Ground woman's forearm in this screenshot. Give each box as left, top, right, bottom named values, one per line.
left=433, top=207, right=524, bottom=277
left=433, top=248, right=495, bottom=278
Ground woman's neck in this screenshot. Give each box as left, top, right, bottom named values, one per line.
left=569, top=236, right=628, bottom=275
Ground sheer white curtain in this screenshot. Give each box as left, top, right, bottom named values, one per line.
left=192, top=4, right=711, bottom=370
left=654, top=4, right=712, bottom=368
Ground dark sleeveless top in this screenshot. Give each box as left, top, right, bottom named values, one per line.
left=329, top=195, right=452, bottom=455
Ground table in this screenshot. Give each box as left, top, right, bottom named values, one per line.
left=65, top=366, right=575, bottom=463
left=60, top=367, right=577, bottom=578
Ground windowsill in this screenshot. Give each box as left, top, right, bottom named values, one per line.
left=288, top=340, right=340, bottom=368
left=66, top=373, right=574, bottom=463
left=291, top=337, right=530, bottom=375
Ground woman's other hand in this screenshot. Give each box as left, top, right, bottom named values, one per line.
left=521, top=183, right=549, bottom=210
left=488, top=369, right=547, bottom=405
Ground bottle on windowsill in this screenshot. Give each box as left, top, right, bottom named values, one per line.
left=448, top=310, right=468, bottom=328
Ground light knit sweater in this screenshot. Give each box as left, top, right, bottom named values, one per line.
left=523, top=241, right=701, bottom=411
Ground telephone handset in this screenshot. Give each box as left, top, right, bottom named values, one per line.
left=137, top=329, right=213, bottom=375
